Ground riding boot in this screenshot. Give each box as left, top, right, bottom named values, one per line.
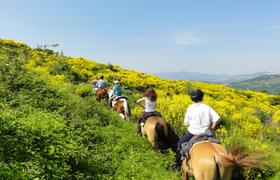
left=137, top=121, right=142, bottom=136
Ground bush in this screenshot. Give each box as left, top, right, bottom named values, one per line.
left=269, top=96, right=280, bottom=106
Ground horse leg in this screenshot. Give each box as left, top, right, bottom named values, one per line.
left=122, top=100, right=130, bottom=120
left=215, top=161, right=232, bottom=180
left=219, top=168, right=232, bottom=180
left=146, top=128, right=157, bottom=149
left=181, top=160, right=188, bottom=180
left=119, top=113, right=125, bottom=119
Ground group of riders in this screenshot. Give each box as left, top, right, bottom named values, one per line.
left=93, top=75, right=221, bottom=171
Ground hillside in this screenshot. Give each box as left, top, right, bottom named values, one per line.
left=0, top=39, right=179, bottom=179
left=1, top=39, right=280, bottom=179
left=229, top=74, right=280, bottom=94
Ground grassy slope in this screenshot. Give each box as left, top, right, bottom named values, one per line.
left=0, top=40, right=180, bottom=179
left=1, top=39, right=280, bottom=179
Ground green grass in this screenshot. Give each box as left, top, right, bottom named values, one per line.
left=0, top=41, right=180, bottom=179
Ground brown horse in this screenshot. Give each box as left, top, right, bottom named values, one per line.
left=108, top=89, right=130, bottom=120
left=95, top=88, right=108, bottom=102
left=141, top=116, right=178, bottom=151
left=181, top=141, right=259, bottom=180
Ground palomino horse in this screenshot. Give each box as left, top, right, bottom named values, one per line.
left=181, top=141, right=259, bottom=180
left=141, top=116, right=178, bottom=152
left=95, top=88, right=108, bottom=102
left=108, top=89, right=130, bottom=120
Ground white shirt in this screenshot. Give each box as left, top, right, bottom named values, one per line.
left=184, top=102, right=220, bottom=135
left=137, top=97, right=156, bottom=112
left=144, top=97, right=156, bottom=112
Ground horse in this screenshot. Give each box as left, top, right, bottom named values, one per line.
left=95, top=88, right=108, bottom=102
left=141, top=116, right=178, bottom=152
left=108, top=89, right=130, bottom=120
left=181, top=141, right=259, bottom=180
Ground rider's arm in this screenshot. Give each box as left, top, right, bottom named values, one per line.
left=184, top=108, right=191, bottom=125
left=210, top=120, right=220, bottom=130
left=209, top=107, right=221, bottom=130
left=136, top=97, right=145, bottom=104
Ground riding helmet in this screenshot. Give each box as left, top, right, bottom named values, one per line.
left=190, top=89, right=204, bottom=102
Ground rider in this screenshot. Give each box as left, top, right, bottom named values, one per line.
left=113, top=80, right=122, bottom=96
left=94, top=75, right=106, bottom=91
left=136, top=88, right=161, bottom=136
left=173, top=89, right=221, bottom=170
left=109, top=80, right=122, bottom=108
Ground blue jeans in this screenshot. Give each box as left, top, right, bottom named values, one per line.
left=177, top=131, right=194, bottom=150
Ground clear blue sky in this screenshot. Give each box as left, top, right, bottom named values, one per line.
left=1, top=0, right=279, bottom=74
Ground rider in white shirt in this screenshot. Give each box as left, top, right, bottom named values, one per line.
left=184, top=102, right=220, bottom=135
left=173, top=89, right=220, bottom=170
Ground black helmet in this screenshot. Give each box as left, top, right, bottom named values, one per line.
left=190, top=89, right=204, bottom=102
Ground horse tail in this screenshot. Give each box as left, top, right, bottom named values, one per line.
left=214, top=148, right=260, bottom=179
left=122, top=100, right=130, bottom=119
left=104, top=89, right=109, bottom=99
left=155, top=122, right=167, bottom=149
left=166, top=123, right=179, bottom=152
left=127, top=102, right=131, bottom=116
left=215, top=148, right=259, bottom=168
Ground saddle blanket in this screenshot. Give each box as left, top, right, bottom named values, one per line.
left=180, top=135, right=220, bottom=160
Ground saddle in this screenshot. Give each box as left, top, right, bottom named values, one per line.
left=140, top=111, right=162, bottom=127
left=113, top=96, right=127, bottom=101
left=180, top=134, right=220, bottom=160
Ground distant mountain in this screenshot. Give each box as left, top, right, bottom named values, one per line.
left=229, top=74, right=280, bottom=94
left=155, top=71, right=271, bottom=83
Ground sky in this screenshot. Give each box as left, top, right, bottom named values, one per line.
left=0, top=0, right=280, bottom=75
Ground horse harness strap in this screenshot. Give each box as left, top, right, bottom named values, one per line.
left=180, top=135, right=220, bottom=161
